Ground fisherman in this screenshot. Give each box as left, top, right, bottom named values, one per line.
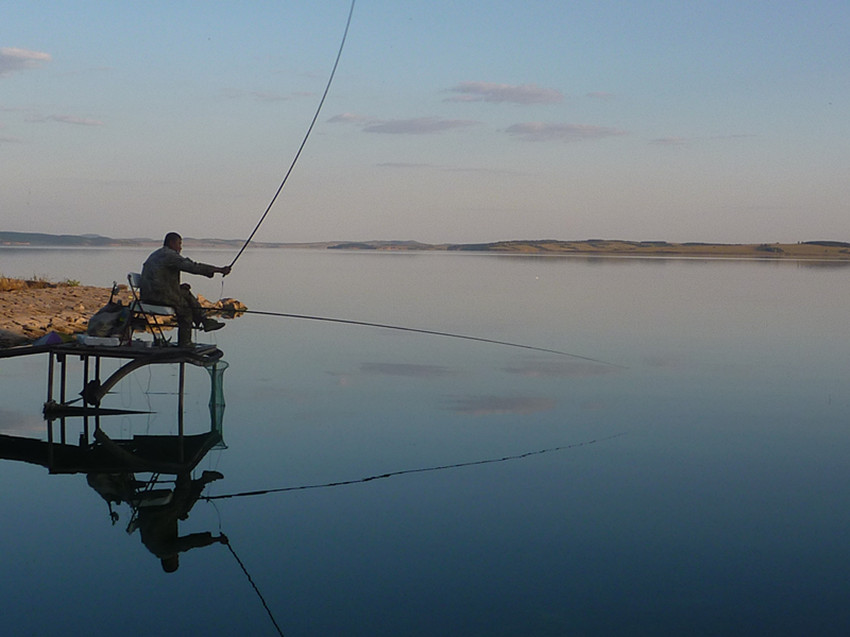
left=140, top=232, right=231, bottom=346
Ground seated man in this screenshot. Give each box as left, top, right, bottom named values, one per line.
left=140, top=232, right=231, bottom=346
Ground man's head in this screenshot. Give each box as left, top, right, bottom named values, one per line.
left=163, top=232, right=183, bottom=253
left=161, top=554, right=180, bottom=573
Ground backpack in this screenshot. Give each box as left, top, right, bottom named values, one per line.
left=87, top=301, right=129, bottom=337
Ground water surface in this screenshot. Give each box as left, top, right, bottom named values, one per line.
left=1, top=248, right=849, bottom=635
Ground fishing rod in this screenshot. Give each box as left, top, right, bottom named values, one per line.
left=238, top=308, right=626, bottom=367
left=229, top=0, right=357, bottom=269
left=205, top=432, right=628, bottom=502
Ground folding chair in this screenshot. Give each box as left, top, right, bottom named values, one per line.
left=125, top=272, right=176, bottom=345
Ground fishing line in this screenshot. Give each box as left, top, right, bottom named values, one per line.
left=208, top=497, right=286, bottom=636
left=229, top=0, right=357, bottom=269
left=224, top=539, right=286, bottom=637
left=205, top=432, right=628, bottom=501
left=240, top=308, right=626, bottom=367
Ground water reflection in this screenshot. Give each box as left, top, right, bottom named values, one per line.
left=5, top=249, right=850, bottom=634
left=448, top=394, right=556, bottom=416
left=89, top=469, right=228, bottom=572
left=0, top=348, right=229, bottom=573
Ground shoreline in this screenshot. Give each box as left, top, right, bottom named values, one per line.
left=0, top=282, right=243, bottom=348
left=3, top=234, right=850, bottom=260
left=0, top=284, right=125, bottom=347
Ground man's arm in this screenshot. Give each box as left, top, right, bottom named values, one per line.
left=165, top=252, right=229, bottom=278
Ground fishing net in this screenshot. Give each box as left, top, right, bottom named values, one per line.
left=205, top=360, right=228, bottom=444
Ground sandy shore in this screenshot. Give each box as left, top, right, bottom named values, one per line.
left=0, top=284, right=243, bottom=348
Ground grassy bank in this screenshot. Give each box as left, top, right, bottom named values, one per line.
left=0, top=276, right=80, bottom=292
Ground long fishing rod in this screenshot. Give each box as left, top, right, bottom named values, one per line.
left=229, top=0, right=357, bottom=269
left=239, top=308, right=626, bottom=367
left=206, top=432, right=628, bottom=502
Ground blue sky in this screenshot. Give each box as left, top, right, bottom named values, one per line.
left=2, top=1, right=848, bottom=243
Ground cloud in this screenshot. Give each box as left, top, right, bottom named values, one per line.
left=449, top=395, right=556, bottom=416
left=445, top=81, right=563, bottom=104
left=651, top=134, right=755, bottom=146
left=586, top=91, right=616, bottom=100
left=329, top=113, right=481, bottom=135
left=650, top=136, right=689, bottom=146
left=505, top=121, right=627, bottom=142
left=710, top=133, right=757, bottom=140
left=249, top=91, right=296, bottom=102
left=376, top=162, right=526, bottom=176
left=0, top=47, right=51, bottom=77
left=360, top=362, right=454, bottom=378
left=0, top=135, right=22, bottom=145
left=0, top=105, right=35, bottom=113
left=327, top=112, right=369, bottom=124
left=364, top=117, right=479, bottom=135
left=221, top=88, right=312, bottom=102
left=376, top=161, right=442, bottom=169
left=27, top=114, right=104, bottom=126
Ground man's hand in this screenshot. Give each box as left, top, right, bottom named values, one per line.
left=219, top=265, right=232, bottom=276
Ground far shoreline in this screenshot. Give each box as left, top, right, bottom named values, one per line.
left=2, top=232, right=850, bottom=260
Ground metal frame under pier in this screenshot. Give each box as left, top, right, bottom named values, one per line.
left=2, top=341, right=227, bottom=465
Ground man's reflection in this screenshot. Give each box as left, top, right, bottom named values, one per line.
left=89, top=470, right=227, bottom=572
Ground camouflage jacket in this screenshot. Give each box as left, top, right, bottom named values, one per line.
left=139, top=246, right=217, bottom=306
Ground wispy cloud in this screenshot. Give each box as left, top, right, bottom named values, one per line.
left=0, top=135, right=22, bottom=145
left=376, top=162, right=526, bottom=176
left=327, top=112, right=369, bottom=124
left=449, top=395, right=556, bottom=416
left=445, top=81, right=563, bottom=104
left=586, top=91, right=616, bottom=100
left=650, top=136, right=689, bottom=146
left=505, top=121, right=627, bottom=142
left=364, top=117, right=480, bottom=135
left=0, top=105, right=36, bottom=113
left=711, top=133, right=757, bottom=140
left=376, top=161, right=442, bottom=169
left=650, top=134, right=755, bottom=146
left=221, top=88, right=312, bottom=102
left=328, top=112, right=481, bottom=135
left=27, top=114, right=104, bottom=126
left=0, top=47, right=51, bottom=77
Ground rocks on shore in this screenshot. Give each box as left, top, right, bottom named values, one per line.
left=0, top=285, right=245, bottom=348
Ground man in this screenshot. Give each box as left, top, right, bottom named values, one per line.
left=140, top=232, right=232, bottom=346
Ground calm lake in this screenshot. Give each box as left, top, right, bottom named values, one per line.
left=2, top=247, right=849, bottom=636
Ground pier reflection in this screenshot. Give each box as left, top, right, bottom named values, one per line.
left=0, top=346, right=229, bottom=572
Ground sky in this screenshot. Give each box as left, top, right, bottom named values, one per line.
left=2, top=0, right=849, bottom=244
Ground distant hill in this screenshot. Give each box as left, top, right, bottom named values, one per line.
left=0, top=232, right=144, bottom=247
left=2, top=232, right=850, bottom=259
left=0, top=232, right=325, bottom=249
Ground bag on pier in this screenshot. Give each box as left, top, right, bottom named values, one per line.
left=86, top=301, right=129, bottom=337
